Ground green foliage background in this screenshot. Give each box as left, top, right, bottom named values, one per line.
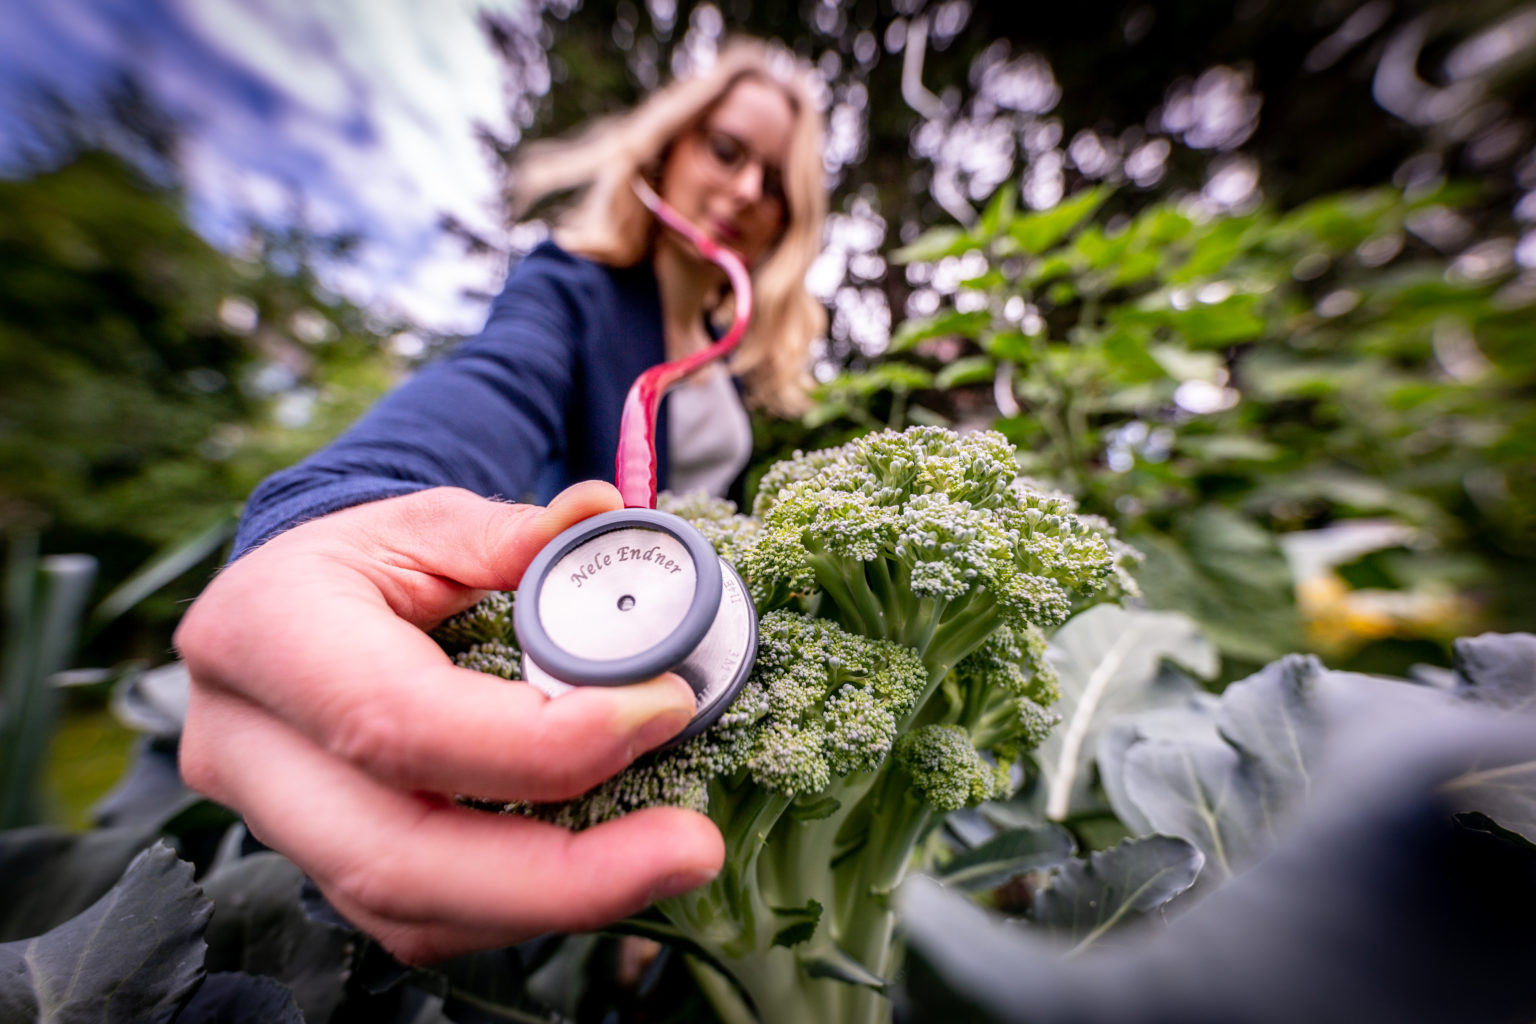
left=1, top=0, right=1533, bottom=826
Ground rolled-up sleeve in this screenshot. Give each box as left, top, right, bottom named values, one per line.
left=231, top=244, right=595, bottom=559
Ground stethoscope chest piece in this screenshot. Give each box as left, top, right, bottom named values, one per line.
left=513, top=507, right=756, bottom=744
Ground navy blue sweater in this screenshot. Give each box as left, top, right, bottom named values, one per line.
left=232, top=242, right=669, bottom=558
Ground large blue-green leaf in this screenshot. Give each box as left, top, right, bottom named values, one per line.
left=936, top=824, right=1075, bottom=891
left=0, top=823, right=166, bottom=941
left=1106, top=655, right=1328, bottom=881
left=200, top=853, right=354, bottom=1024
left=1451, top=632, right=1536, bottom=715
left=2, top=540, right=97, bottom=829
left=91, top=516, right=235, bottom=631
left=1036, top=606, right=1218, bottom=822
left=0, top=841, right=209, bottom=1023
left=901, top=715, right=1536, bottom=1024
left=1030, top=835, right=1203, bottom=953
left=178, top=973, right=304, bottom=1023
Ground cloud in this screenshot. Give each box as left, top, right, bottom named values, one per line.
left=1, top=0, right=531, bottom=332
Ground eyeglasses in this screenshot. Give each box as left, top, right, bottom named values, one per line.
left=696, top=127, right=786, bottom=206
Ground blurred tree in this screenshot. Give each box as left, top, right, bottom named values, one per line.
left=477, top=0, right=1534, bottom=364
left=469, top=0, right=1535, bottom=672
left=0, top=81, right=410, bottom=663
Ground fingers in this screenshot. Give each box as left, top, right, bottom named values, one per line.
left=178, top=483, right=696, bottom=801
left=183, top=568, right=696, bottom=799
left=185, top=688, right=724, bottom=963
left=176, top=483, right=725, bottom=963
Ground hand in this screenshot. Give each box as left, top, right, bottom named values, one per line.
left=174, top=483, right=724, bottom=963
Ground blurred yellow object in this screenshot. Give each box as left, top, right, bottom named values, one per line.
left=1297, top=573, right=1478, bottom=656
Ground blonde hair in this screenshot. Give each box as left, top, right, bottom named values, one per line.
left=509, top=39, right=827, bottom=416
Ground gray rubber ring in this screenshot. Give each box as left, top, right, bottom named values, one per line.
left=513, top=508, right=722, bottom=685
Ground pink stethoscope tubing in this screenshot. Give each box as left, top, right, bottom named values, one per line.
left=616, top=178, right=754, bottom=509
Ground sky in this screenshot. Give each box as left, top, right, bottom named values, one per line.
left=0, top=0, right=530, bottom=332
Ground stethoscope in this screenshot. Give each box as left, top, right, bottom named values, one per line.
left=511, top=179, right=759, bottom=743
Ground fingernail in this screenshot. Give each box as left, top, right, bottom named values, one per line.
left=619, top=675, right=697, bottom=754
left=651, top=868, right=717, bottom=902
left=635, top=707, right=693, bottom=753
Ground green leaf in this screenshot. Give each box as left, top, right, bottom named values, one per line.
left=1037, top=606, right=1218, bottom=822
left=1110, top=249, right=1162, bottom=288
left=1149, top=343, right=1222, bottom=382
left=797, top=943, right=888, bottom=991
left=1030, top=835, right=1204, bottom=952
left=201, top=853, right=355, bottom=1024
left=770, top=899, right=823, bottom=948
left=0, top=841, right=210, bottom=1024
left=0, top=823, right=164, bottom=942
left=1025, top=252, right=1077, bottom=287
left=1115, top=294, right=1268, bottom=347
left=893, top=226, right=977, bottom=264
left=789, top=795, right=842, bottom=822
left=937, top=824, right=1075, bottom=891
left=827, top=363, right=935, bottom=396
left=934, top=355, right=996, bottom=390
left=1099, top=328, right=1167, bottom=383
left=888, top=309, right=991, bottom=352
left=1104, top=655, right=1330, bottom=881
left=1129, top=508, right=1303, bottom=663
left=979, top=184, right=1017, bottom=240
left=92, top=515, right=235, bottom=630
left=1008, top=188, right=1109, bottom=254
left=982, top=329, right=1032, bottom=362
left=1175, top=435, right=1282, bottom=463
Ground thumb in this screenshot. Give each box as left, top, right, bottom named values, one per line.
left=343, top=482, right=625, bottom=593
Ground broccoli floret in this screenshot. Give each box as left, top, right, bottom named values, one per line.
left=446, top=426, right=1133, bottom=1024
left=521, top=610, right=926, bottom=826
left=895, top=725, right=998, bottom=811
left=453, top=641, right=521, bottom=680
left=432, top=591, right=516, bottom=653
left=744, top=427, right=1121, bottom=673
left=656, top=491, right=761, bottom=568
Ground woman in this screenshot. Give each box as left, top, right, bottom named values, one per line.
left=174, top=39, right=827, bottom=964
left=233, top=40, right=826, bottom=554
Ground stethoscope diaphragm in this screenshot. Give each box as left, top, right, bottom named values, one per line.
left=514, top=507, right=756, bottom=744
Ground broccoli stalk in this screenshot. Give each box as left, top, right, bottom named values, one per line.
left=435, top=426, right=1136, bottom=1024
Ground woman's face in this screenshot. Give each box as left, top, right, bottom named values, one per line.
left=659, top=77, right=796, bottom=267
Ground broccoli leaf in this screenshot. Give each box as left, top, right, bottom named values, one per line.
left=0, top=822, right=165, bottom=941
left=798, top=944, right=889, bottom=991
left=1106, top=655, right=1329, bottom=882
left=936, top=824, right=1075, bottom=892
left=1030, top=835, right=1204, bottom=952
left=0, top=841, right=210, bottom=1024
left=200, top=852, right=354, bottom=1024
left=901, top=714, right=1536, bottom=1024
left=177, top=973, right=304, bottom=1023
left=1452, top=632, right=1536, bottom=714
left=1037, top=605, right=1216, bottom=822
left=770, top=900, right=823, bottom=948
